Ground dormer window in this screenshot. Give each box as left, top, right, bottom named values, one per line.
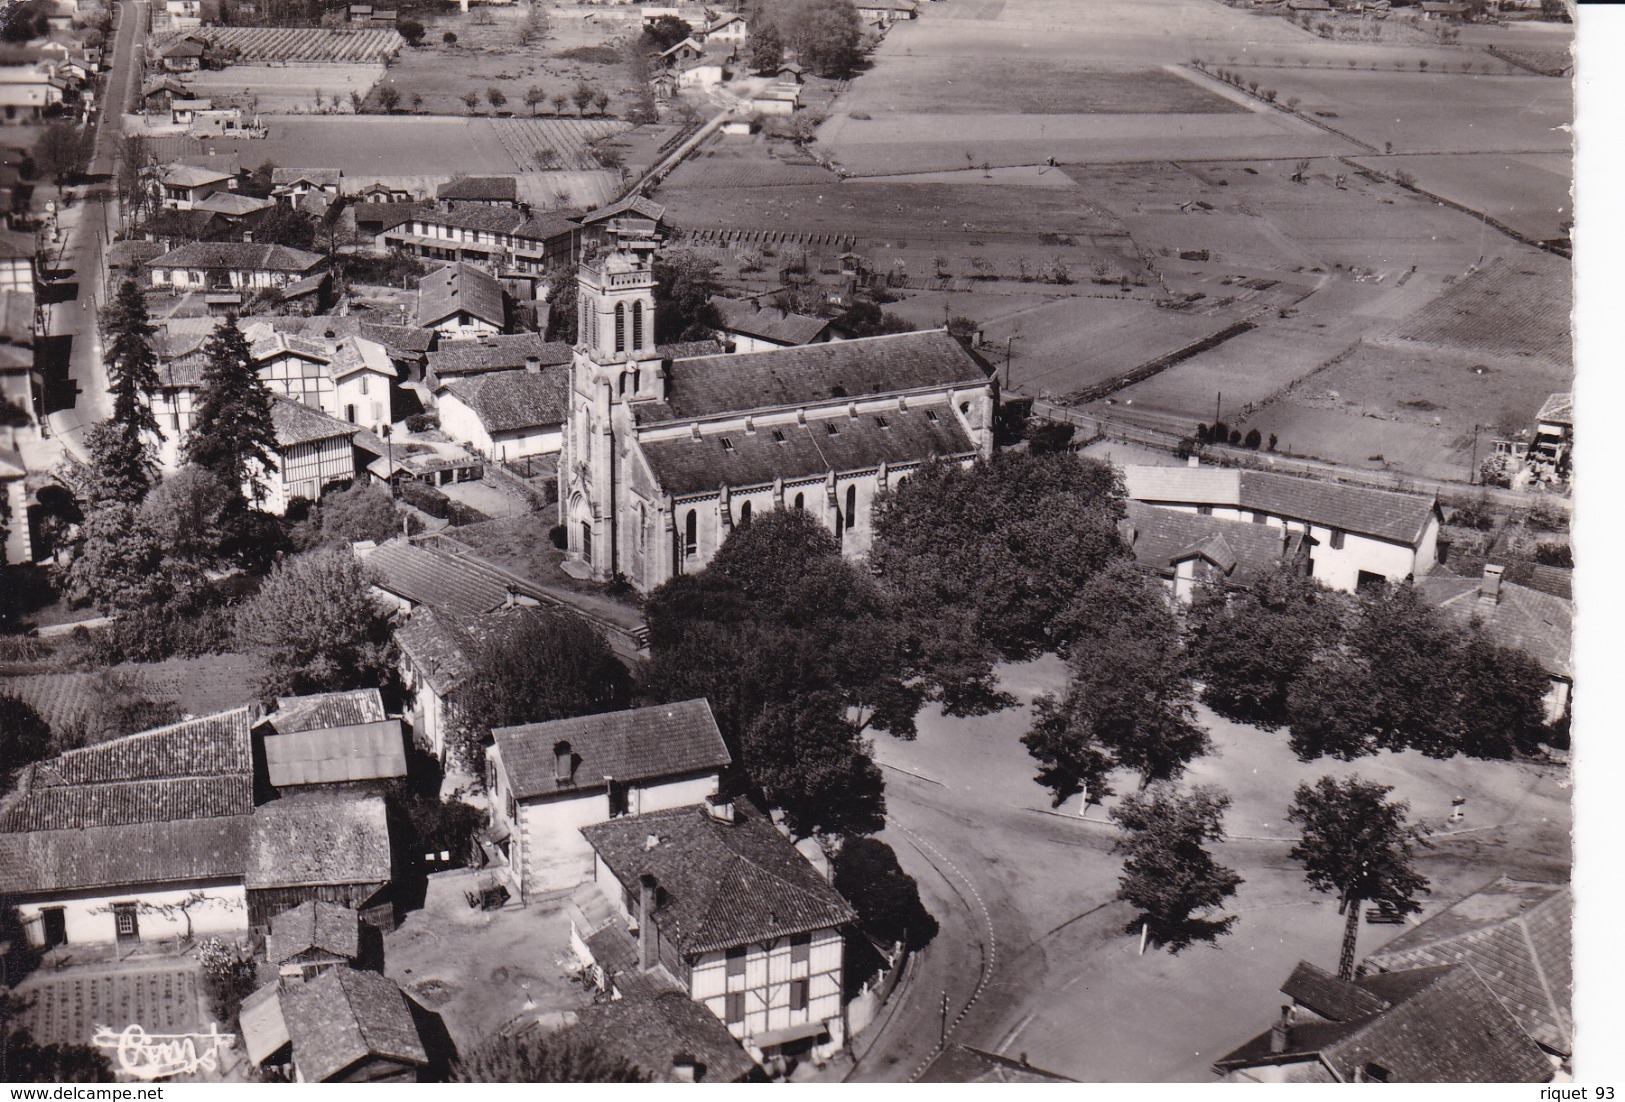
left=875, top=415, right=889, bottom=429
left=772, top=429, right=786, bottom=444
left=720, top=437, right=735, bottom=452
left=825, top=423, right=839, bottom=436
left=924, top=409, right=939, bottom=422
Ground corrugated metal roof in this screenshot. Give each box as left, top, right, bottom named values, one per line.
left=264, top=719, right=407, bottom=787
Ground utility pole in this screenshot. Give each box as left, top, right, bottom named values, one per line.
left=1004, top=335, right=1016, bottom=390
left=1469, top=424, right=1479, bottom=485
left=1215, top=391, right=1222, bottom=427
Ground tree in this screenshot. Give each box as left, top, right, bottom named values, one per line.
left=0, top=0, right=51, bottom=41
left=742, top=698, right=886, bottom=838
left=543, top=264, right=578, bottom=343
left=832, top=836, right=938, bottom=952
left=446, top=608, right=631, bottom=774
left=486, top=86, right=507, bottom=111
left=749, top=22, right=784, bottom=72
left=32, top=121, right=86, bottom=187
left=461, top=89, right=480, bottom=114
left=871, top=452, right=1128, bottom=712
left=139, top=466, right=232, bottom=570
left=1026, top=560, right=1208, bottom=802
left=1287, top=775, right=1431, bottom=979
left=234, top=547, right=393, bottom=696
left=524, top=85, right=547, bottom=116
left=1186, top=567, right=1345, bottom=730
left=1450, top=627, right=1552, bottom=759
left=766, top=0, right=865, bottom=78
left=96, top=279, right=163, bottom=503
left=397, top=17, right=425, bottom=45
left=310, top=481, right=400, bottom=546
left=377, top=85, right=401, bottom=113
left=593, top=89, right=611, bottom=116
left=64, top=498, right=169, bottom=614
left=1109, top=783, right=1242, bottom=952
left=453, top=1027, right=651, bottom=1083
left=443, top=30, right=458, bottom=46
left=0, top=694, right=52, bottom=789
left=652, top=250, right=723, bottom=341
left=640, top=14, right=692, bottom=51
left=411, top=92, right=425, bottom=113
left=185, top=316, right=279, bottom=509
left=552, top=92, right=569, bottom=116
left=832, top=300, right=914, bottom=338
left=572, top=80, right=596, bottom=117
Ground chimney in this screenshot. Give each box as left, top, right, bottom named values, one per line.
left=524, top=354, right=540, bottom=374
left=638, top=874, right=657, bottom=971
left=1479, top=563, right=1505, bottom=605
left=705, top=790, right=735, bottom=823
left=242, top=230, right=253, bottom=243
left=1187, top=454, right=1200, bottom=468
left=1118, top=519, right=1137, bottom=547
left=670, top=1054, right=698, bottom=1083
left=1269, top=1006, right=1292, bottom=1054
left=553, top=741, right=574, bottom=785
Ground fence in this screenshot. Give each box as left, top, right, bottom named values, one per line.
left=846, top=940, right=908, bottom=1042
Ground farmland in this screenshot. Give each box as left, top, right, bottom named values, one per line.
left=1350, top=152, right=1572, bottom=246
left=154, top=26, right=403, bottom=62
left=1391, top=254, right=1572, bottom=364
left=179, top=63, right=386, bottom=114
left=839, top=61, right=1247, bottom=117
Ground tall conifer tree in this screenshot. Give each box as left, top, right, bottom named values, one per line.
left=94, top=279, right=162, bottom=503
left=185, top=316, right=279, bottom=508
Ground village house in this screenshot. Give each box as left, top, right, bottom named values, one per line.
left=700, top=12, right=748, bottom=43
left=0, top=228, right=33, bottom=293
left=157, top=35, right=208, bottom=72
left=559, top=221, right=996, bottom=592
left=378, top=206, right=579, bottom=275
left=193, top=191, right=276, bottom=221
left=424, top=333, right=571, bottom=390
left=486, top=699, right=732, bottom=896
left=855, top=0, right=919, bottom=26
left=711, top=298, right=839, bottom=352
left=165, top=0, right=206, bottom=27
left=1120, top=463, right=1441, bottom=594
left=1122, top=499, right=1312, bottom=602
left=0, top=64, right=63, bottom=122
left=1417, top=564, right=1573, bottom=721
left=1528, top=392, right=1572, bottom=482
left=415, top=261, right=507, bottom=336
left=394, top=607, right=476, bottom=763
left=436, top=365, right=568, bottom=462
left=146, top=240, right=327, bottom=293
left=573, top=800, right=857, bottom=1065
left=436, top=176, right=519, bottom=207
left=263, top=396, right=361, bottom=513
left=0, top=289, right=37, bottom=432
left=241, top=966, right=434, bottom=1082
left=272, top=167, right=343, bottom=205
left=358, top=537, right=533, bottom=617
left=265, top=900, right=364, bottom=981
left=657, top=35, right=706, bottom=66
left=570, top=989, right=760, bottom=1082
left=246, top=323, right=398, bottom=435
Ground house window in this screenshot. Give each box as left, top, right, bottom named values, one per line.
left=924, top=409, right=939, bottom=422
left=1197, top=505, right=1213, bottom=517
left=772, top=429, right=786, bottom=444
left=738, top=501, right=751, bottom=527
left=875, top=415, right=889, bottom=428
left=725, top=946, right=747, bottom=978
left=789, top=978, right=809, bottom=1012
left=113, top=903, right=140, bottom=943
left=636, top=504, right=646, bottom=550
left=41, top=907, right=67, bottom=949
left=614, top=302, right=626, bottom=354
left=720, top=437, right=734, bottom=453
left=790, top=932, right=810, bottom=964
left=1330, top=528, right=1346, bottom=550
left=581, top=521, right=593, bottom=566
left=1252, top=511, right=1267, bottom=524
left=845, top=485, right=857, bottom=532
left=506, top=793, right=517, bottom=822
left=825, top=422, right=839, bottom=436
left=361, top=376, right=369, bottom=396
left=608, top=781, right=629, bottom=818
left=725, top=991, right=746, bottom=1025
left=1356, top=570, right=1386, bottom=594
left=632, top=300, right=644, bottom=349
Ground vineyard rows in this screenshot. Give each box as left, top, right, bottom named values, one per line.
left=156, top=27, right=404, bottom=62
left=487, top=118, right=632, bottom=173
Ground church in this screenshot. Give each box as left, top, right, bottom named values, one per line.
left=559, top=212, right=998, bottom=592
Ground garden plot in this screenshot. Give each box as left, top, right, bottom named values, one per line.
left=839, top=60, right=1246, bottom=117
left=1350, top=152, right=1571, bottom=246
left=1225, top=67, right=1571, bottom=154
left=661, top=148, right=840, bottom=190
left=19, top=965, right=203, bottom=1048
left=181, top=63, right=385, bottom=113
left=1389, top=253, right=1571, bottom=365
left=155, top=26, right=403, bottom=61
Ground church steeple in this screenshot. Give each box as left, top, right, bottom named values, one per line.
left=577, top=216, right=659, bottom=370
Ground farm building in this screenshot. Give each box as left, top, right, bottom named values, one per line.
left=854, top=0, right=918, bottom=26
left=436, top=365, right=569, bottom=462
left=1417, top=565, right=1572, bottom=721
left=415, top=262, right=506, bottom=335
left=357, top=538, right=534, bottom=619
left=264, top=396, right=362, bottom=514
left=146, top=240, right=327, bottom=293
left=658, top=36, right=707, bottom=66
left=192, top=191, right=275, bottom=220
left=436, top=176, right=518, bottom=207
left=1122, top=499, right=1312, bottom=603
left=157, top=35, right=208, bottom=72
left=573, top=800, right=857, bottom=1063
left=571, top=989, right=759, bottom=1082
left=710, top=297, right=839, bottom=352
left=1529, top=392, right=1572, bottom=482
left=140, top=75, right=196, bottom=113
left=560, top=223, right=995, bottom=592
left=242, top=967, right=433, bottom=1082
left=377, top=206, right=579, bottom=275
left=486, top=699, right=731, bottom=896
left=265, top=900, right=363, bottom=981
left=1120, top=463, right=1441, bottom=595
left=750, top=85, right=800, bottom=115
left=424, top=332, right=572, bottom=389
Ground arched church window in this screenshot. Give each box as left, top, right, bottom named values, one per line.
left=793, top=493, right=804, bottom=511
left=846, top=485, right=858, bottom=532
left=614, top=303, right=626, bottom=354
left=684, top=510, right=698, bottom=558
left=739, top=501, right=751, bottom=527
left=632, top=300, right=645, bottom=350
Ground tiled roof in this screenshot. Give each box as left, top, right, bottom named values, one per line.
left=1282, top=961, right=1391, bottom=1021
left=359, top=539, right=512, bottom=616
left=575, top=988, right=757, bottom=1083
left=443, top=367, right=569, bottom=433
left=147, top=241, right=326, bottom=273
left=1362, top=877, right=1571, bottom=1055
left=258, top=314, right=434, bottom=357
left=493, top=699, right=730, bottom=799
left=1124, top=500, right=1298, bottom=586
left=354, top=200, right=425, bottom=233
left=576, top=194, right=665, bottom=226
left=269, top=687, right=387, bottom=734
left=108, top=239, right=166, bottom=270
left=436, top=176, right=517, bottom=203
left=393, top=607, right=476, bottom=696
left=240, top=983, right=291, bottom=1066
left=271, top=395, right=357, bottom=446
left=159, top=164, right=232, bottom=188
left=1121, top=466, right=1438, bottom=546
left=0, top=816, right=251, bottom=895
left=266, top=900, right=361, bottom=965
left=264, top=719, right=408, bottom=787
left=0, top=289, right=32, bottom=343
left=272, top=168, right=340, bottom=188
left=1535, top=392, right=1571, bottom=426
left=246, top=792, right=391, bottom=889
left=1417, top=574, right=1572, bottom=679
left=282, top=967, right=427, bottom=1082
left=427, top=333, right=572, bottom=377
left=1215, top=963, right=1553, bottom=1082
left=0, top=774, right=254, bottom=831
left=192, top=191, right=274, bottom=217
left=710, top=297, right=832, bottom=346
left=20, top=706, right=255, bottom=786
left=416, top=262, right=505, bottom=330
left=641, top=329, right=990, bottom=423
left=638, top=402, right=975, bottom=496
left=580, top=802, right=856, bottom=954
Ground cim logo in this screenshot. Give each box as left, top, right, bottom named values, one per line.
left=91, top=1023, right=237, bottom=1080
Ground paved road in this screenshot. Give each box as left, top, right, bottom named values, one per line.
left=41, top=0, right=146, bottom=464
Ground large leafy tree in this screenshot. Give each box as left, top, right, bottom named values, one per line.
left=1025, top=560, right=1208, bottom=804
left=640, top=14, right=692, bottom=50
left=1186, top=567, right=1346, bottom=730
left=831, top=836, right=938, bottom=953
left=871, top=452, right=1128, bottom=713
left=0, top=694, right=52, bottom=789
left=453, top=1027, right=651, bottom=1083
left=1109, top=783, right=1242, bottom=952
left=185, top=316, right=279, bottom=510
left=1287, top=775, right=1431, bottom=980
left=748, top=22, right=784, bottom=72
left=742, top=697, right=885, bottom=838
left=447, top=608, right=631, bottom=775
left=753, top=0, right=865, bottom=77
left=652, top=250, right=722, bottom=342
left=96, top=279, right=163, bottom=503
left=63, top=500, right=169, bottom=614
left=234, top=547, right=393, bottom=695
left=1451, top=627, right=1552, bottom=759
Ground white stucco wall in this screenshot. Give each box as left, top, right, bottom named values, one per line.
left=17, top=881, right=249, bottom=948
left=691, top=928, right=844, bottom=1042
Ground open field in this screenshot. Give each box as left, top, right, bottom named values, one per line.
left=839, top=61, right=1246, bottom=117
left=661, top=145, right=840, bottom=190
left=180, top=63, right=385, bottom=113
left=1227, top=66, right=1571, bottom=154
left=144, top=116, right=629, bottom=176
left=1392, top=253, right=1572, bottom=363
left=155, top=26, right=403, bottom=62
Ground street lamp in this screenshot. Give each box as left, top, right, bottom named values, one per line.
left=382, top=423, right=395, bottom=498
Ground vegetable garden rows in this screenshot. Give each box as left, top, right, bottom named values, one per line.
left=155, top=27, right=404, bottom=62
